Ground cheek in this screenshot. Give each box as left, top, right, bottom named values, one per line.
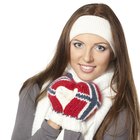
left=70, top=47, right=81, bottom=62
left=96, top=52, right=111, bottom=67
left=70, top=47, right=76, bottom=63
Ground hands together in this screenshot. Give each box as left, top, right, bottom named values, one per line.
left=46, top=75, right=102, bottom=132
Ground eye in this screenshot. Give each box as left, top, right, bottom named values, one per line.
left=72, top=41, right=84, bottom=48
left=95, top=44, right=106, bottom=51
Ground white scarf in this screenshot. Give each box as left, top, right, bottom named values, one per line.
left=32, top=67, right=116, bottom=139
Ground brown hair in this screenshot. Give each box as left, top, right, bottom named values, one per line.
left=21, top=3, right=140, bottom=139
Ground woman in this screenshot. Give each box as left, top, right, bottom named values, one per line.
left=11, top=3, right=140, bottom=140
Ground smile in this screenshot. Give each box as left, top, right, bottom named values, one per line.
left=80, top=64, right=96, bottom=73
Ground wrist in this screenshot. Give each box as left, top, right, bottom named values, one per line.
left=47, top=119, right=61, bottom=130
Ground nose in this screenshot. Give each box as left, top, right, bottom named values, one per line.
left=83, top=48, right=94, bottom=62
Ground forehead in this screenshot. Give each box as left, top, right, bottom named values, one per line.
left=72, top=33, right=109, bottom=44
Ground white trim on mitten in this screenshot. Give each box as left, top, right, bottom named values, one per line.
left=62, top=115, right=87, bottom=133
left=46, top=110, right=63, bottom=126
left=47, top=110, right=87, bottom=133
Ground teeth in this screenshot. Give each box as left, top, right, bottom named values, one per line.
left=81, top=65, right=93, bottom=70
left=80, top=65, right=95, bottom=73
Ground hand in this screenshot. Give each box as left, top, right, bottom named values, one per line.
left=47, top=75, right=102, bottom=132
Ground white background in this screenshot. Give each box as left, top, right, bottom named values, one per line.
left=0, top=0, right=139, bottom=139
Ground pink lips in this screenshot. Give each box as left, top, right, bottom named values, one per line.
left=80, top=64, right=96, bottom=73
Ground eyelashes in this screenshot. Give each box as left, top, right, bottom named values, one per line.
left=73, top=42, right=84, bottom=48
left=94, top=45, right=106, bottom=51
left=71, top=40, right=107, bottom=52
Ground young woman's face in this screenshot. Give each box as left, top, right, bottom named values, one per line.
left=70, top=34, right=112, bottom=81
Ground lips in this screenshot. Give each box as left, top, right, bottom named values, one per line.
left=80, top=64, right=96, bottom=73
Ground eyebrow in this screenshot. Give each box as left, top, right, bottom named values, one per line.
left=71, top=39, right=110, bottom=46
left=94, top=42, right=110, bottom=46
left=71, top=39, right=84, bottom=43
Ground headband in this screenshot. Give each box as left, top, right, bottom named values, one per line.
left=70, top=15, right=115, bottom=54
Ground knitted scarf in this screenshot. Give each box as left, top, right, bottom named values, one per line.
left=32, top=67, right=116, bottom=139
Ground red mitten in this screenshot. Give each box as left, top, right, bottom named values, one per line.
left=47, top=75, right=102, bottom=132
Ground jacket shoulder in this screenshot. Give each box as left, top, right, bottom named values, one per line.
left=19, top=83, right=40, bottom=103
left=105, top=109, right=130, bottom=137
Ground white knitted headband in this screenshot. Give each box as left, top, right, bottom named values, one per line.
left=70, top=15, right=115, bottom=54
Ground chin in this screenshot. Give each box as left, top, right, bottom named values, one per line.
left=79, top=76, right=95, bottom=82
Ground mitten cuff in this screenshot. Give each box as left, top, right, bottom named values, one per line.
left=62, top=116, right=87, bottom=133
left=46, top=110, right=87, bottom=133
left=46, top=110, right=63, bottom=126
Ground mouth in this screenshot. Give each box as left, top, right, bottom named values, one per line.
left=79, top=64, right=96, bottom=73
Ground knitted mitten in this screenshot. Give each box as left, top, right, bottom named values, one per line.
left=46, top=75, right=102, bottom=132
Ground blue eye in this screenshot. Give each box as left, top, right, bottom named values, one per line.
left=73, top=42, right=83, bottom=48
left=95, top=44, right=106, bottom=51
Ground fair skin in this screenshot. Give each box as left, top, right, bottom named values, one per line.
left=48, top=33, right=112, bottom=129
left=70, top=33, right=112, bottom=81
left=47, top=120, right=61, bottom=129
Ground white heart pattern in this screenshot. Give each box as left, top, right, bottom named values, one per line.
left=56, top=86, right=76, bottom=109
